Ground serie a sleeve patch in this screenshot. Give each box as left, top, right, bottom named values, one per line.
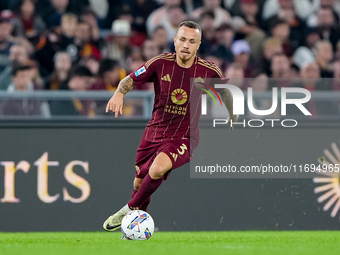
left=135, top=66, right=146, bottom=77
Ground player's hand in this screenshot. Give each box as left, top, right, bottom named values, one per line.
left=227, top=115, right=238, bottom=131
left=106, top=91, right=124, bottom=117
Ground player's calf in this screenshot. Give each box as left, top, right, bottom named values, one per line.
left=134, top=177, right=143, bottom=190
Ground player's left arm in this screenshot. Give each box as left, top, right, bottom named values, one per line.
left=218, top=88, right=238, bottom=130
left=211, top=65, right=238, bottom=130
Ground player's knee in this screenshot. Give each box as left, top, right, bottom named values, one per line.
left=133, top=178, right=142, bottom=190
left=149, top=165, right=167, bottom=179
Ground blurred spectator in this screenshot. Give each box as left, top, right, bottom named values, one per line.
left=307, top=0, right=340, bottom=28
left=49, top=65, right=95, bottom=116
left=88, top=0, right=108, bottom=20
left=80, top=8, right=104, bottom=46
left=142, top=39, right=160, bottom=61
left=234, top=0, right=266, bottom=65
left=199, top=11, right=215, bottom=45
left=117, top=11, right=147, bottom=48
left=146, top=0, right=181, bottom=37
left=224, top=62, right=245, bottom=89
left=41, top=0, right=70, bottom=28
left=68, top=65, right=94, bottom=91
left=270, top=19, right=293, bottom=56
left=292, top=46, right=315, bottom=70
left=91, top=59, right=126, bottom=91
left=101, top=0, right=123, bottom=29
left=230, top=40, right=254, bottom=77
left=298, top=62, right=325, bottom=89
left=315, top=7, right=340, bottom=52
left=75, top=20, right=102, bottom=62
left=130, top=56, right=145, bottom=73
left=177, top=0, right=203, bottom=15
left=262, top=0, right=315, bottom=21
left=102, top=19, right=133, bottom=71
left=29, top=59, right=44, bottom=89
left=0, top=10, right=15, bottom=73
left=247, top=73, right=278, bottom=118
left=2, top=64, right=50, bottom=117
left=181, top=0, right=204, bottom=13
left=250, top=73, right=268, bottom=91
left=269, top=53, right=298, bottom=88
left=35, top=13, right=78, bottom=76
left=160, top=5, right=187, bottom=42
left=289, top=62, right=334, bottom=116
left=223, top=0, right=267, bottom=17
left=197, top=10, right=216, bottom=57
left=263, top=0, right=294, bottom=23
left=303, top=27, right=321, bottom=50
left=300, top=61, right=319, bottom=78
left=315, top=40, right=334, bottom=78
left=263, top=0, right=305, bottom=50
left=151, top=25, right=170, bottom=53
left=80, top=55, right=100, bottom=76
left=8, top=64, right=37, bottom=90
left=89, top=58, right=137, bottom=114
left=0, top=44, right=30, bottom=90
left=270, top=19, right=289, bottom=42
left=270, top=53, right=291, bottom=79
left=223, top=0, right=239, bottom=16
left=120, top=0, right=160, bottom=34
left=44, top=51, right=71, bottom=90
left=261, top=37, right=283, bottom=75
left=57, top=13, right=78, bottom=53
left=39, top=0, right=89, bottom=28
left=191, top=0, right=231, bottom=28
left=12, top=0, right=46, bottom=39
left=205, top=52, right=223, bottom=69
left=232, top=0, right=264, bottom=39
left=212, top=23, right=234, bottom=63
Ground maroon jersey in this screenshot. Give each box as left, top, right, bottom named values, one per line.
left=129, top=53, right=223, bottom=143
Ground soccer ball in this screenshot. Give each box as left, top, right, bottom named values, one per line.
left=121, top=210, right=155, bottom=240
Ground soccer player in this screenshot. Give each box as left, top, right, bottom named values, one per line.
left=103, top=21, right=237, bottom=232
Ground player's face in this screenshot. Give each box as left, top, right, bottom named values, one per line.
left=174, top=26, right=201, bottom=62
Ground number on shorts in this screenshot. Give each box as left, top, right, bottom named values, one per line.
left=177, top=143, right=188, bottom=155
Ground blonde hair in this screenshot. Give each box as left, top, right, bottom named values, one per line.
left=263, top=37, right=282, bottom=49
left=315, top=40, right=332, bottom=52
left=61, top=13, right=78, bottom=23
left=226, top=62, right=243, bottom=71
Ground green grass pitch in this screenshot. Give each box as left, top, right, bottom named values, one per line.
left=0, top=231, right=340, bottom=255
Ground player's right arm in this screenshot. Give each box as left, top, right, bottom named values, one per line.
left=105, top=54, right=165, bottom=117
left=105, top=75, right=135, bottom=117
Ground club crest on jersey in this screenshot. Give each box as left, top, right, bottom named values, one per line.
left=135, top=66, right=146, bottom=77
left=171, top=89, right=188, bottom=105
left=135, top=165, right=140, bottom=175
left=194, top=77, right=205, bottom=88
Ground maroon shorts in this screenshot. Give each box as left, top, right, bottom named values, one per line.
left=134, top=137, right=198, bottom=180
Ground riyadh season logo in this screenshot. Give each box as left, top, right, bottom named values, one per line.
left=199, top=84, right=312, bottom=128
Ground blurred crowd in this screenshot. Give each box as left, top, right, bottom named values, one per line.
left=0, top=0, right=340, bottom=117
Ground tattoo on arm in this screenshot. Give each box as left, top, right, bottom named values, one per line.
left=117, top=76, right=135, bottom=95
left=219, top=88, right=234, bottom=116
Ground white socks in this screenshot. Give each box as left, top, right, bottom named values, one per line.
left=119, top=204, right=131, bottom=215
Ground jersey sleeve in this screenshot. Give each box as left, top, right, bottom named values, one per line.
left=211, top=64, right=224, bottom=79
left=129, top=56, right=160, bottom=87
left=209, top=64, right=229, bottom=92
